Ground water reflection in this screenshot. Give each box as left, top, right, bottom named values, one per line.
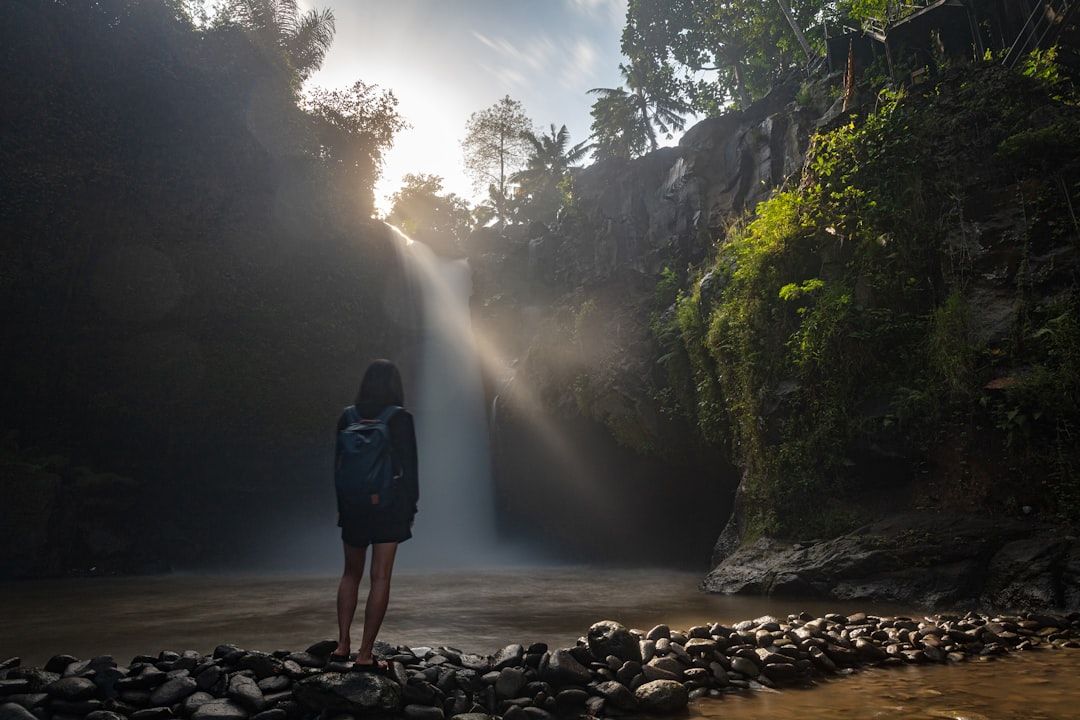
left=2, top=568, right=1078, bottom=719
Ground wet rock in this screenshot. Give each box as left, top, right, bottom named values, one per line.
left=129, top=707, right=172, bottom=720
left=586, top=622, right=641, bottom=663
left=593, top=681, right=636, bottom=711
left=404, top=704, right=444, bottom=720
left=494, top=668, right=524, bottom=700
left=0, top=704, right=37, bottom=720
left=537, top=651, right=590, bottom=686
left=190, top=699, right=248, bottom=720
left=490, top=646, right=524, bottom=672
left=225, top=675, right=264, bottom=714
left=634, top=680, right=688, bottom=714
left=293, top=671, right=401, bottom=714
left=148, top=677, right=197, bottom=706
left=47, top=678, right=98, bottom=702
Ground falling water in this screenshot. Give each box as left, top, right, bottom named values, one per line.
left=389, top=228, right=501, bottom=568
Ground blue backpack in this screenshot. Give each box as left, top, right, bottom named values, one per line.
left=335, top=405, right=401, bottom=509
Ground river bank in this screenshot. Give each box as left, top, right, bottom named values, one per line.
left=3, top=609, right=1079, bottom=720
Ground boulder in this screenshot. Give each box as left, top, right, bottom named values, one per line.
left=293, top=671, right=401, bottom=714
left=586, top=622, right=641, bottom=663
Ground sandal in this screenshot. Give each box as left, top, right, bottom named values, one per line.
left=350, top=659, right=388, bottom=675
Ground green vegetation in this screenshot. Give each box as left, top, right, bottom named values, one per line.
left=653, top=58, right=1080, bottom=539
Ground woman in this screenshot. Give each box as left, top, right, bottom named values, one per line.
left=332, top=359, right=419, bottom=672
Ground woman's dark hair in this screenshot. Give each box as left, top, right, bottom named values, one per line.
left=355, top=359, right=405, bottom=413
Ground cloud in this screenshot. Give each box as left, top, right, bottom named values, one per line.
left=472, top=31, right=563, bottom=95
left=560, top=38, right=601, bottom=92
left=566, top=0, right=626, bottom=25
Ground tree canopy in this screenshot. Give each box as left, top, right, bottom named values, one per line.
left=386, top=173, right=473, bottom=255
left=621, top=0, right=829, bottom=113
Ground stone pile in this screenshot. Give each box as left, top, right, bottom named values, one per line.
left=2, top=612, right=1079, bottom=720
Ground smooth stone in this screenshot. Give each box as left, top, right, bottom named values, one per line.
left=0, top=705, right=37, bottom=720
left=494, top=668, right=524, bottom=700
left=537, top=650, right=590, bottom=686
left=730, top=657, right=760, bottom=678
left=226, top=675, right=265, bottom=713
left=634, top=679, right=688, bottom=714
left=594, top=681, right=636, bottom=711
left=191, top=699, right=249, bottom=720
left=149, top=677, right=198, bottom=706
left=404, top=705, right=445, bottom=720
left=490, top=646, right=525, bottom=672
left=47, top=678, right=98, bottom=702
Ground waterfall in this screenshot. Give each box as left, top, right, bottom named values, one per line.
left=390, top=228, right=500, bottom=568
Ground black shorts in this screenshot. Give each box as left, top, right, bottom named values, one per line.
left=339, top=503, right=412, bottom=548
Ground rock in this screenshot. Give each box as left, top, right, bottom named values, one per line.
left=586, top=622, right=641, bottom=663
left=0, top=704, right=37, bottom=720
left=235, top=654, right=278, bottom=680
left=191, top=699, right=249, bottom=720
left=594, top=681, right=636, bottom=712
left=85, top=711, right=124, bottom=720
left=634, top=680, right=688, bottom=714
left=645, top=625, right=670, bottom=642
left=521, top=707, right=556, bottom=720
left=226, top=675, right=265, bottom=713
left=404, top=704, right=444, bottom=720
left=537, top=650, right=591, bottom=686
left=293, top=671, right=401, bottom=714
left=130, top=708, right=173, bottom=720
left=494, top=668, right=524, bottom=700
left=490, top=645, right=524, bottom=672
left=148, top=676, right=197, bottom=706
left=47, top=677, right=98, bottom=702
left=729, top=656, right=760, bottom=678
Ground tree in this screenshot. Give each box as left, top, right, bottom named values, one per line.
left=622, top=0, right=827, bottom=112
left=461, top=96, right=535, bottom=226
left=302, top=80, right=409, bottom=215
left=511, top=124, right=591, bottom=223
left=216, top=0, right=335, bottom=86
left=386, top=173, right=473, bottom=256
left=588, top=61, right=689, bottom=160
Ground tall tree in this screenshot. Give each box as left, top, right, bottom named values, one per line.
left=511, top=124, right=591, bottom=223
left=217, top=0, right=335, bottom=86
left=588, top=61, right=689, bottom=160
left=461, top=95, right=534, bottom=226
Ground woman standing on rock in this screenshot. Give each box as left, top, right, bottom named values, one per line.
left=332, top=359, right=419, bottom=672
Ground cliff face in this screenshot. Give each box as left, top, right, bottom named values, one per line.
left=474, top=60, right=1080, bottom=606
left=470, top=76, right=822, bottom=565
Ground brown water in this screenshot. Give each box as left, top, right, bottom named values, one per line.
left=2, top=567, right=1078, bottom=719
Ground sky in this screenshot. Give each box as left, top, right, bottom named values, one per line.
left=298, top=0, right=630, bottom=213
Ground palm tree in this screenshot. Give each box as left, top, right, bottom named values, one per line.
left=588, top=61, right=688, bottom=159
left=511, top=124, right=591, bottom=221
left=222, top=0, right=335, bottom=85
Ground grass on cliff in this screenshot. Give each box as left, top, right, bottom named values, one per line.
left=654, top=54, right=1080, bottom=540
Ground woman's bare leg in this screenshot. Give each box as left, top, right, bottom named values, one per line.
left=335, top=541, right=368, bottom=657
left=355, top=541, right=398, bottom=665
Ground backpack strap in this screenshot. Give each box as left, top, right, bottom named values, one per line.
left=376, top=405, right=402, bottom=424
left=344, top=405, right=360, bottom=424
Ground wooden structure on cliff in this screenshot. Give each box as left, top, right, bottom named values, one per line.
left=827, top=0, right=1078, bottom=85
